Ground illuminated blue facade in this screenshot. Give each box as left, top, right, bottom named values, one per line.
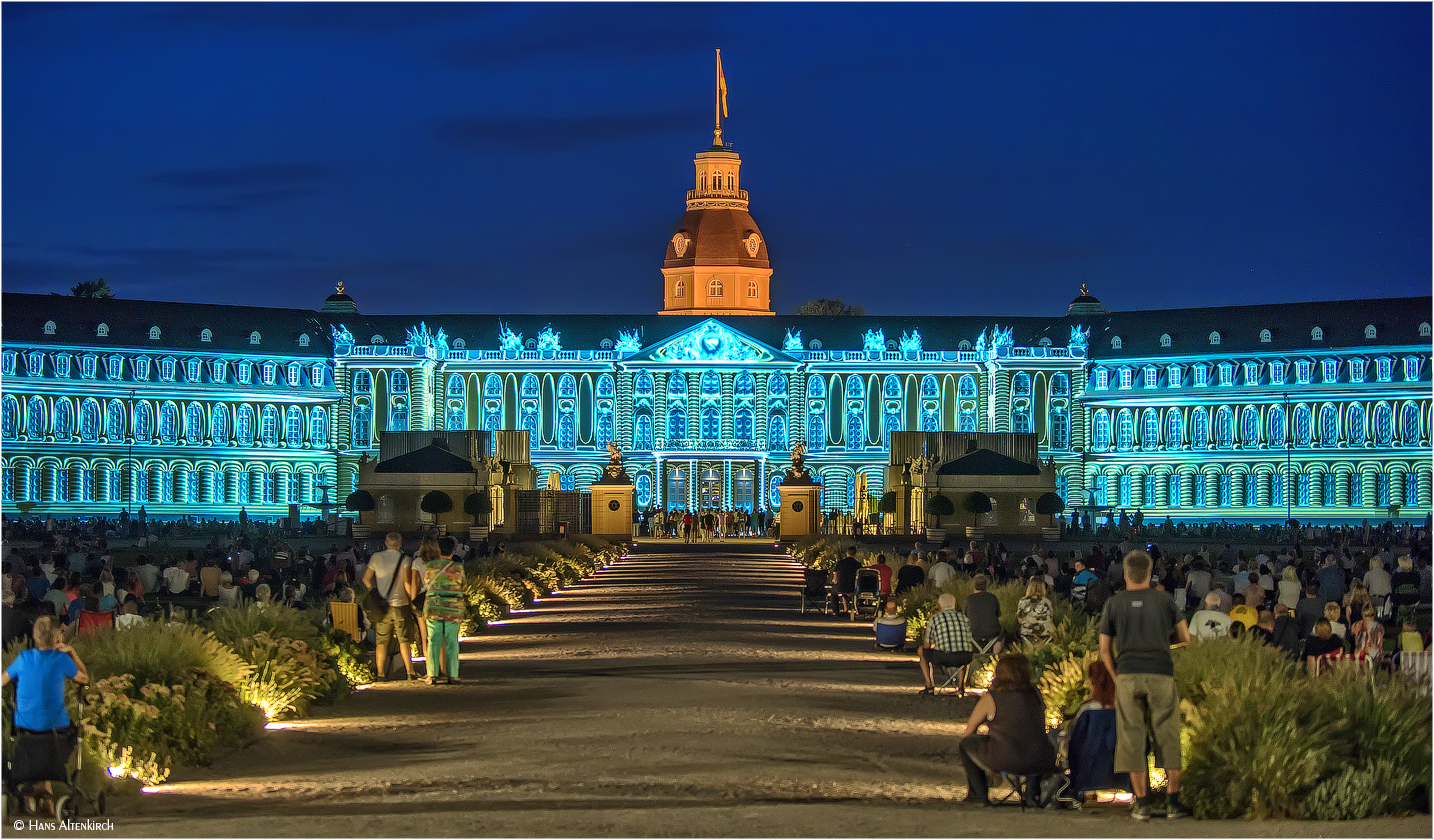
left=2, top=130, right=1430, bottom=527
left=3, top=291, right=1430, bottom=526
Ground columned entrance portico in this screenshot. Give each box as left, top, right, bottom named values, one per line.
left=654, top=454, right=767, bottom=511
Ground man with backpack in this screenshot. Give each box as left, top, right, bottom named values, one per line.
left=361, top=532, right=419, bottom=682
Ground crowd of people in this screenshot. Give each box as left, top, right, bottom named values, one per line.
left=638, top=507, right=772, bottom=541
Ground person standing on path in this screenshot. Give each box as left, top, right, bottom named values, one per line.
left=1098, top=550, right=1192, bottom=820
left=362, top=532, right=418, bottom=682
left=422, top=536, right=466, bottom=685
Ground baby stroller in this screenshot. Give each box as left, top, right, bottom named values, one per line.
left=800, top=568, right=831, bottom=615
left=3, top=715, right=106, bottom=818
left=852, top=568, right=882, bottom=619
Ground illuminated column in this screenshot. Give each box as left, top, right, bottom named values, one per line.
left=1255, top=471, right=1271, bottom=507
left=1068, top=370, right=1089, bottom=452
left=1231, top=469, right=1246, bottom=507
left=654, top=456, right=663, bottom=510
left=989, top=367, right=1011, bottom=433
left=757, top=458, right=767, bottom=512
left=1152, top=469, right=1170, bottom=507
left=1129, top=469, right=1145, bottom=508
left=1390, top=472, right=1406, bottom=508
left=333, top=366, right=351, bottom=451
left=687, top=376, right=700, bottom=441
left=755, top=373, right=770, bottom=449
left=616, top=372, right=634, bottom=449
left=1359, top=471, right=1377, bottom=511
left=720, top=372, right=735, bottom=439
left=1334, top=470, right=1351, bottom=507
left=1309, top=472, right=1324, bottom=509
left=1179, top=471, right=1195, bottom=509
left=790, top=374, right=807, bottom=445
left=1418, top=469, right=1432, bottom=508
left=688, top=458, right=698, bottom=510
left=653, top=372, right=668, bottom=445
left=723, top=460, right=733, bottom=509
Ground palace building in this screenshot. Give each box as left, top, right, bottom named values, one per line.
left=2, top=124, right=1430, bottom=530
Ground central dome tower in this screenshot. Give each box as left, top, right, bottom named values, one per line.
left=659, top=57, right=773, bottom=316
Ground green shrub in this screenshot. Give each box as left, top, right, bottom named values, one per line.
left=1035, top=650, right=1099, bottom=729
left=1303, top=765, right=1386, bottom=821
left=321, top=628, right=376, bottom=689
left=72, top=621, right=251, bottom=689
left=207, top=602, right=325, bottom=650
left=229, top=631, right=334, bottom=720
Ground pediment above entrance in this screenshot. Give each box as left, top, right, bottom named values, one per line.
left=628, top=318, right=794, bottom=365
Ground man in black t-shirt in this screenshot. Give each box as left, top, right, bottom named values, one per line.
left=833, top=548, right=861, bottom=613
left=894, top=555, right=925, bottom=595
left=1099, top=550, right=1192, bottom=821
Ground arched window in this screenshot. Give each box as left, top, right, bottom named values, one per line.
left=958, top=375, right=977, bottom=432
left=1364, top=324, right=1377, bottom=339
left=633, top=414, right=653, bottom=450
left=1318, top=404, right=1338, bottom=445
left=845, top=375, right=865, bottom=451
left=1420, top=322, right=1431, bottom=338
left=261, top=405, right=280, bottom=447
left=768, top=372, right=787, bottom=396
left=674, top=280, right=685, bottom=298
left=595, top=373, right=615, bottom=448
left=1292, top=404, right=1312, bottom=446
left=304, top=408, right=326, bottom=448
left=389, top=370, right=410, bottom=431
left=200, top=328, right=212, bottom=342
left=881, top=374, right=902, bottom=443
left=43, top=320, right=56, bottom=335
left=556, top=374, right=577, bottom=449
left=1142, top=409, right=1159, bottom=450
left=1372, top=403, right=1393, bottom=446
left=482, top=374, right=503, bottom=431
left=1267, top=404, right=1285, bottom=447
left=1159, top=334, right=1171, bottom=347
left=1208, top=332, right=1221, bottom=345
left=1190, top=407, right=1209, bottom=449
left=1167, top=411, right=1184, bottom=448
left=352, top=369, right=372, bottom=394
left=285, top=406, right=303, bottom=446
left=298, top=334, right=310, bottom=347
left=447, top=373, right=467, bottom=431
left=1401, top=402, right=1421, bottom=443
left=96, top=323, right=109, bottom=337
left=747, top=280, right=758, bottom=298
left=249, top=331, right=261, bottom=345
left=1311, top=326, right=1324, bottom=341
left=700, top=406, right=720, bottom=440
left=1, top=395, right=18, bottom=440
left=236, top=405, right=255, bottom=446
left=635, top=473, right=652, bottom=508
left=1115, top=409, right=1134, bottom=451
left=1347, top=404, right=1366, bottom=446
left=80, top=399, right=100, bottom=442
left=132, top=402, right=153, bottom=442
left=1111, top=336, right=1123, bottom=350
left=351, top=399, right=371, bottom=447
left=159, top=402, right=179, bottom=444
left=1011, top=372, right=1032, bottom=434
left=1214, top=406, right=1233, bottom=448
left=806, top=374, right=826, bottom=451
left=211, top=404, right=230, bottom=443
left=708, top=278, right=723, bottom=297
left=666, top=371, right=688, bottom=441
left=1241, top=406, right=1260, bottom=445
left=53, top=399, right=74, bottom=440
left=1092, top=410, right=1110, bottom=451
left=447, top=374, right=464, bottom=397
left=185, top=402, right=204, bottom=442
left=768, top=414, right=787, bottom=451
left=22, top=397, right=47, bottom=439
left=920, top=374, right=940, bottom=432
left=1259, top=329, right=1272, bottom=343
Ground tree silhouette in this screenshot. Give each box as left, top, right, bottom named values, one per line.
left=71, top=278, right=113, bottom=299
left=793, top=298, right=865, bottom=316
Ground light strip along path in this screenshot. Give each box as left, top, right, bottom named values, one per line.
left=93, top=543, right=1427, bottom=838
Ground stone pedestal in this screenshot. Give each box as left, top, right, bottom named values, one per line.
left=589, top=458, right=634, bottom=541
left=778, top=483, right=822, bottom=540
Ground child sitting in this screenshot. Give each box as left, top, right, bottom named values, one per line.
left=1399, top=620, right=1425, bottom=653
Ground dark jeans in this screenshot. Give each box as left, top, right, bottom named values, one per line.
left=958, top=735, right=1043, bottom=805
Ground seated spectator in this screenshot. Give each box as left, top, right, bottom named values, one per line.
left=162, top=561, right=190, bottom=596
left=1304, top=618, right=1345, bottom=673
left=965, top=575, right=1004, bottom=655
left=240, top=570, right=261, bottom=601
left=73, top=595, right=114, bottom=638
left=917, top=594, right=973, bottom=695
left=1294, top=585, right=1324, bottom=640
left=216, top=571, right=240, bottom=605
left=1191, top=593, right=1233, bottom=641
left=873, top=555, right=893, bottom=596
left=833, top=548, right=861, bottom=613
left=958, top=653, right=1058, bottom=806
left=1016, top=579, right=1054, bottom=644
left=1364, top=557, right=1393, bottom=607
left=1321, top=601, right=1346, bottom=640
left=1266, top=605, right=1301, bottom=659
left=199, top=560, right=222, bottom=599
left=873, top=599, right=907, bottom=651
left=1390, top=556, right=1421, bottom=618
left=927, top=552, right=956, bottom=588
left=895, top=554, right=925, bottom=595
left=1398, top=620, right=1424, bottom=653
left=1059, top=659, right=1117, bottom=762
left=1208, top=582, right=1232, bottom=614
left=254, top=583, right=272, bottom=607
left=114, top=599, right=145, bottom=631
left=1350, top=604, right=1384, bottom=659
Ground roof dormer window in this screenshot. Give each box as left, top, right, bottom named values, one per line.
left=1375, top=358, right=1392, bottom=382
left=1420, top=322, right=1431, bottom=338
left=1404, top=356, right=1423, bottom=382
left=261, top=362, right=277, bottom=386
left=1208, top=331, right=1221, bottom=346
left=200, top=328, right=212, bottom=342
left=1217, top=363, right=1233, bottom=386
left=1363, top=324, right=1377, bottom=340
left=298, top=334, right=310, bottom=347
left=1166, top=363, right=1182, bottom=387
left=1243, top=361, right=1260, bottom=384
left=158, top=357, right=176, bottom=381
left=1311, top=326, right=1324, bottom=341
left=1349, top=358, right=1365, bottom=383
left=1143, top=367, right=1158, bottom=388
left=1259, top=329, right=1271, bottom=343
left=1111, top=336, right=1123, bottom=350
left=1, top=352, right=15, bottom=376
left=43, top=321, right=56, bottom=336
left=1159, top=334, right=1171, bottom=348
left=186, top=358, right=202, bottom=382
left=24, top=351, right=44, bottom=377
left=1094, top=368, right=1110, bottom=390
left=148, top=326, right=162, bottom=341
left=285, top=363, right=303, bottom=387
left=1118, top=368, right=1132, bottom=389
left=1193, top=365, right=1209, bottom=387
left=96, top=323, right=109, bottom=337
left=1295, top=360, right=1312, bottom=384
left=1321, top=358, right=1339, bottom=383
left=79, top=355, right=96, bottom=380
left=1269, top=360, right=1286, bottom=385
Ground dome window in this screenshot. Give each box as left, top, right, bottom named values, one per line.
left=708, top=278, right=723, bottom=297
left=1159, top=334, right=1171, bottom=347
left=148, top=326, right=162, bottom=340
left=599, top=338, right=613, bottom=349
left=1208, top=331, right=1221, bottom=346
left=524, top=338, right=537, bottom=350
left=808, top=339, right=822, bottom=350
left=370, top=335, right=385, bottom=345
left=1259, top=329, right=1272, bottom=343
left=298, top=334, right=310, bottom=347
left=452, top=338, right=466, bottom=349
left=200, top=328, right=213, bottom=342
left=1363, top=324, right=1377, bottom=339
left=747, top=280, right=758, bottom=298
left=42, top=321, right=56, bottom=335
left=958, top=340, right=971, bottom=350
left=1038, top=337, right=1051, bottom=346
left=249, top=331, right=261, bottom=345
left=674, top=280, right=686, bottom=299
left=886, top=340, right=898, bottom=352
left=96, top=323, right=109, bottom=337
left=1311, top=326, right=1324, bottom=341
left=1420, top=322, right=1431, bottom=338
left=1111, top=336, right=1123, bottom=350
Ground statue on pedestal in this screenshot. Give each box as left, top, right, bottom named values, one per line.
left=599, top=442, right=631, bottom=483
left=785, top=442, right=813, bottom=483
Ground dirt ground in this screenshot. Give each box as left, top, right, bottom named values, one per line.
left=14, top=543, right=1428, bottom=838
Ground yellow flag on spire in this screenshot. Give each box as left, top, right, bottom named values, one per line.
left=716, top=49, right=728, bottom=119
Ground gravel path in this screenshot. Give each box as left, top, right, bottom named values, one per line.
left=26, top=545, right=1427, bottom=837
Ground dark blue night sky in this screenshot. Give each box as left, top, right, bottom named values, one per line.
left=4, top=2, right=1429, bottom=316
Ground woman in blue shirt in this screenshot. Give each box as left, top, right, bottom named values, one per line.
left=2, top=615, right=89, bottom=813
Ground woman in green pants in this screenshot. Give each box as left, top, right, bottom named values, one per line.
left=422, top=536, right=466, bottom=685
